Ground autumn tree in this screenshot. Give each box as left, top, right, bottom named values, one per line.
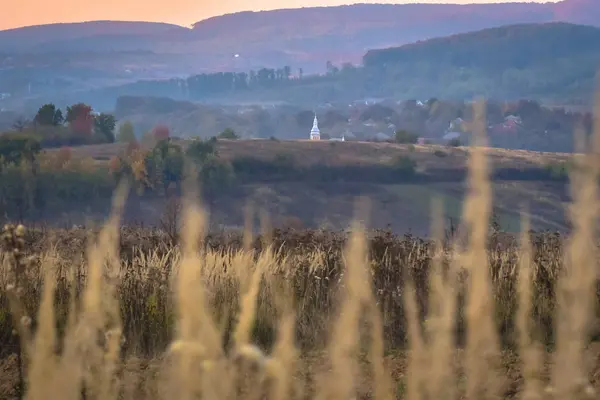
left=66, top=103, right=94, bottom=136
left=117, top=121, right=136, bottom=143
left=144, top=139, right=184, bottom=195
left=152, top=124, right=170, bottom=141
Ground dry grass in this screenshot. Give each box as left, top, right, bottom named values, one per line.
left=47, top=137, right=571, bottom=171
left=1, top=98, right=600, bottom=400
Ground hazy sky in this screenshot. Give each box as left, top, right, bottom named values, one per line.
left=1, top=0, right=558, bottom=31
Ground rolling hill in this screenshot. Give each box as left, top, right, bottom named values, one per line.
left=66, top=22, right=600, bottom=111
left=1, top=0, right=599, bottom=112
left=0, top=0, right=598, bottom=72
left=356, top=22, right=600, bottom=102
left=0, top=21, right=187, bottom=52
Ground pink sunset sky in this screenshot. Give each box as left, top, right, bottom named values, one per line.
left=1, top=0, right=559, bottom=31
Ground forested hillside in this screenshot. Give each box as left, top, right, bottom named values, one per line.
left=0, top=0, right=598, bottom=111
left=75, top=22, right=600, bottom=109
left=358, top=22, right=600, bottom=103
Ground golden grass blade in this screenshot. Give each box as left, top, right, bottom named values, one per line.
left=404, top=279, right=425, bottom=400
left=317, top=218, right=370, bottom=400
left=551, top=87, right=600, bottom=399
left=463, top=99, right=502, bottom=400
left=426, top=197, right=456, bottom=400
left=368, top=299, right=393, bottom=400
left=267, top=311, right=299, bottom=400
left=516, top=211, right=543, bottom=400
left=25, top=252, right=57, bottom=400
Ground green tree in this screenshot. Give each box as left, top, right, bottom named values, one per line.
left=145, top=140, right=184, bottom=194
left=117, top=121, right=136, bottom=143
left=391, top=155, right=417, bottom=178
left=34, top=103, right=64, bottom=126
left=185, top=137, right=217, bottom=165
left=199, top=154, right=236, bottom=205
left=0, top=134, right=41, bottom=165
left=217, top=128, right=239, bottom=140
left=94, top=113, right=117, bottom=143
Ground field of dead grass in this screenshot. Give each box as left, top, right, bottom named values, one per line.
left=0, top=99, right=599, bottom=399
left=51, top=138, right=571, bottom=172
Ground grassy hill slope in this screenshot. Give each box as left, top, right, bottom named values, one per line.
left=41, top=139, right=573, bottom=234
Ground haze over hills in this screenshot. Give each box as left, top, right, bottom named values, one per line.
left=35, top=22, right=597, bottom=113
left=0, top=0, right=599, bottom=113
left=0, top=0, right=597, bottom=67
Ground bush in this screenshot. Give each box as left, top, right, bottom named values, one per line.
left=434, top=150, right=448, bottom=158
left=0, top=133, right=41, bottom=165
left=185, top=138, right=218, bottom=165
left=544, top=161, right=570, bottom=180
left=272, top=152, right=297, bottom=170
left=117, top=121, right=136, bottom=143
left=218, top=128, right=239, bottom=140
left=394, top=129, right=419, bottom=144
left=391, top=155, right=417, bottom=176
left=448, top=138, right=461, bottom=147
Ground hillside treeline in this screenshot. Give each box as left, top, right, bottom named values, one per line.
left=90, top=23, right=600, bottom=106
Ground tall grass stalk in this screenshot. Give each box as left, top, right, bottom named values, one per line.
left=1, top=94, right=600, bottom=400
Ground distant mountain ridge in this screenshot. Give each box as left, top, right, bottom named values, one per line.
left=0, top=21, right=187, bottom=52
left=0, top=0, right=598, bottom=70
left=1, top=0, right=599, bottom=112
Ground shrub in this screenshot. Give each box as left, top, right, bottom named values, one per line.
left=117, top=121, right=136, bottom=143
left=391, top=155, right=417, bottom=176
left=185, top=138, right=218, bottom=165
left=272, top=152, right=297, bottom=170
left=0, top=133, right=41, bottom=165
left=434, top=150, right=448, bottom=158
left=448, top=138, right=461, bottom=147
left=218, top=128, right=239, bottom=140
left=394, top=129, right=419, bottom=144
left=544, top=161, right=570, bottom=180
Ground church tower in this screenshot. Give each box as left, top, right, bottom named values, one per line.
left=310, top=114, right=321, bottom=141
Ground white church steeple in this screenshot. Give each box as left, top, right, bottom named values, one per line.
left=310, top=114, right=321, bottom=141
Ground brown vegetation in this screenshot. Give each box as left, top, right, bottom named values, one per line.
left=52, top=138, right=572, bottom=171
left=0, top=99, right=599, bottom=399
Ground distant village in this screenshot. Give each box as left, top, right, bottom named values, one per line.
left=303, top=98, right=525, bottom=145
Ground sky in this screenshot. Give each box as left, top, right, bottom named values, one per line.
left=1, top=0, right=559, bottom=31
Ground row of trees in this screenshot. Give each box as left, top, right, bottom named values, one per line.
left=0, top=122, right=242, bottom=220
left=7, top=103, right=118, bottom=148
left=109, top=134, right=236, bottom=203
left=121, top=62, right=353, bottom=100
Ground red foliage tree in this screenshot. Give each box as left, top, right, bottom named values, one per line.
left=152, top=124, right=170, bottom=141
left=66, top=103, right=94, bottom=136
